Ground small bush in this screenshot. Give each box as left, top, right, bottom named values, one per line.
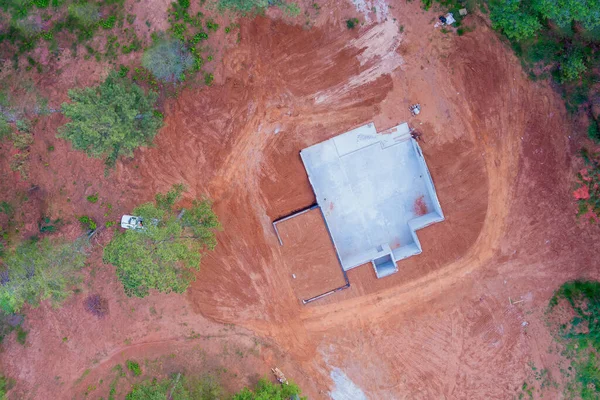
left=142, top=37, right=193, bottom=83
left=206, top=19, right=219, bottom=32
left=86, top=193, right=99, bottom=203
left=84, top=294, right=109, bottom=317
left=0, top=116, right=12, bottom=140
left=68, top=3, right=100, bottom=29
left=127, top=360, right=142, bottom=376
left=346, top=18, right=359, bottom=29
left=560, top=52, right=587, bottom=82
left=78, top=215, right=97, bottom=231
left=15, top=326, right=27, bottom=345
left=11, top=132, right=33, bottom=150
left=589, top=121, right=600, bottom=143
left=101, top=15, right=117, bottom=30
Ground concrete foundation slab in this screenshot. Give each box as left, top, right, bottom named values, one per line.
left=300, top=122, right=444, bottom=278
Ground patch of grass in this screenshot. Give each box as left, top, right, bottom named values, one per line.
left=86, top=193, right=99, bottom=203
left=78, top=215, right=97, bottom=231
left=126, top=360, right=142, bottom=376
left=15, top=326, right=27, bottom=345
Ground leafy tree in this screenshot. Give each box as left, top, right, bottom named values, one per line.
left=142, top=37, right=193, bottom=83
left=59, top=71, right=162, bottom=167
left=232, top=378, right=303, bottom=400
left=103, top=185, right=220, bottom=298
left=0, top=238, right=88, bottom=314
left=532, top=0, right=600, bottom=31
left=489, top=0, right=542, bottom=40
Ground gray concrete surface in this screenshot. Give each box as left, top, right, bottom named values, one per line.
left=300, top=122, right=444, bottom=278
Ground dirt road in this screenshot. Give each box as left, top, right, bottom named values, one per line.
left=1, top=0, right=598, bottom=398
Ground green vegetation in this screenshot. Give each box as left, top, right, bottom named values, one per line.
left=142, top=37, right=193, bottom=83
left=232, top=378, right=303, bottom=399
left=78, top=215, right=97, bottom=231
left=0, top=116, right=12, bottom=140
left=59, top=71, right=163, bottom=168
left=217, top=0, right=269, bottom=14
left=217, top=0, right=299, bottom=16
left=573, top=148, right=600, bottom=223
left=126, top=360, right=142, bottom=377
left=103, top=184, right=220, bottom=298
left=0, top=375, right=14, bottom=399
left=346, top=18, right=359, bottom=29
left=86, top=193, right=99, bottom=203
left=15, top=325, right=27, bottom=345
left=548, top=280, right=600, bottom=398
left=487, top=0, right=600, bottom=124
left=125, top=374, right=303, bottom=400
left=0, top=238, right=88, bottom=314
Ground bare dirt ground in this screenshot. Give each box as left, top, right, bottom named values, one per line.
left=1, top=0, right=600, bottom=398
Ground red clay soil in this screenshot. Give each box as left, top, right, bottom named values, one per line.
left=275, top=208, right=347, bottom=301
left=1, top=0, right=600, bottom=398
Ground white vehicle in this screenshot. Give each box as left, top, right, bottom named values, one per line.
left=120, top=215, right=145, bottom=230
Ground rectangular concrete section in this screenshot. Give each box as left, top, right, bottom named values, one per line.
left=300, top=122, right=444, bottom=278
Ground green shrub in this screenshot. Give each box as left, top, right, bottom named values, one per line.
left=78, top=215, right=97, bottom=231
left=86, top=193, right=99, bottom=203
left=560, top=51, right=587, bottom=82
left=60, top=71, right=162, bottom=167
left=126, top=360, right=142, bottom=376
left=103, top=185, right=220, bottom=298
left=0, top=238, right=88, bottom=314
left=0, top=116, right=12, bottom=140
left=346, top=18, right=359, bottom=29
left=11, top=132, right=33, bottom=150
left=15, top=326, right=27, bottom=345
left=588, top=121, right=600, bottom=143
left=548, top=281, right=600, bottom=397
left=101, top=15, right=117, bottom=29
left=34, top=0, right=50, bottom=8
left=574, top=149, right=600, bottom=222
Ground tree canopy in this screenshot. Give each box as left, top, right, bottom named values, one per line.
left=103, top=185, right=220, bottom=298
left=0, top=238, right=88, bottom=314
left=59, top=70, right=163, bottom=167
left=490, top=0, right=600, bottom=41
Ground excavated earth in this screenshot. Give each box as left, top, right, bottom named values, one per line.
left=1, top=0, right=599, bottom=398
